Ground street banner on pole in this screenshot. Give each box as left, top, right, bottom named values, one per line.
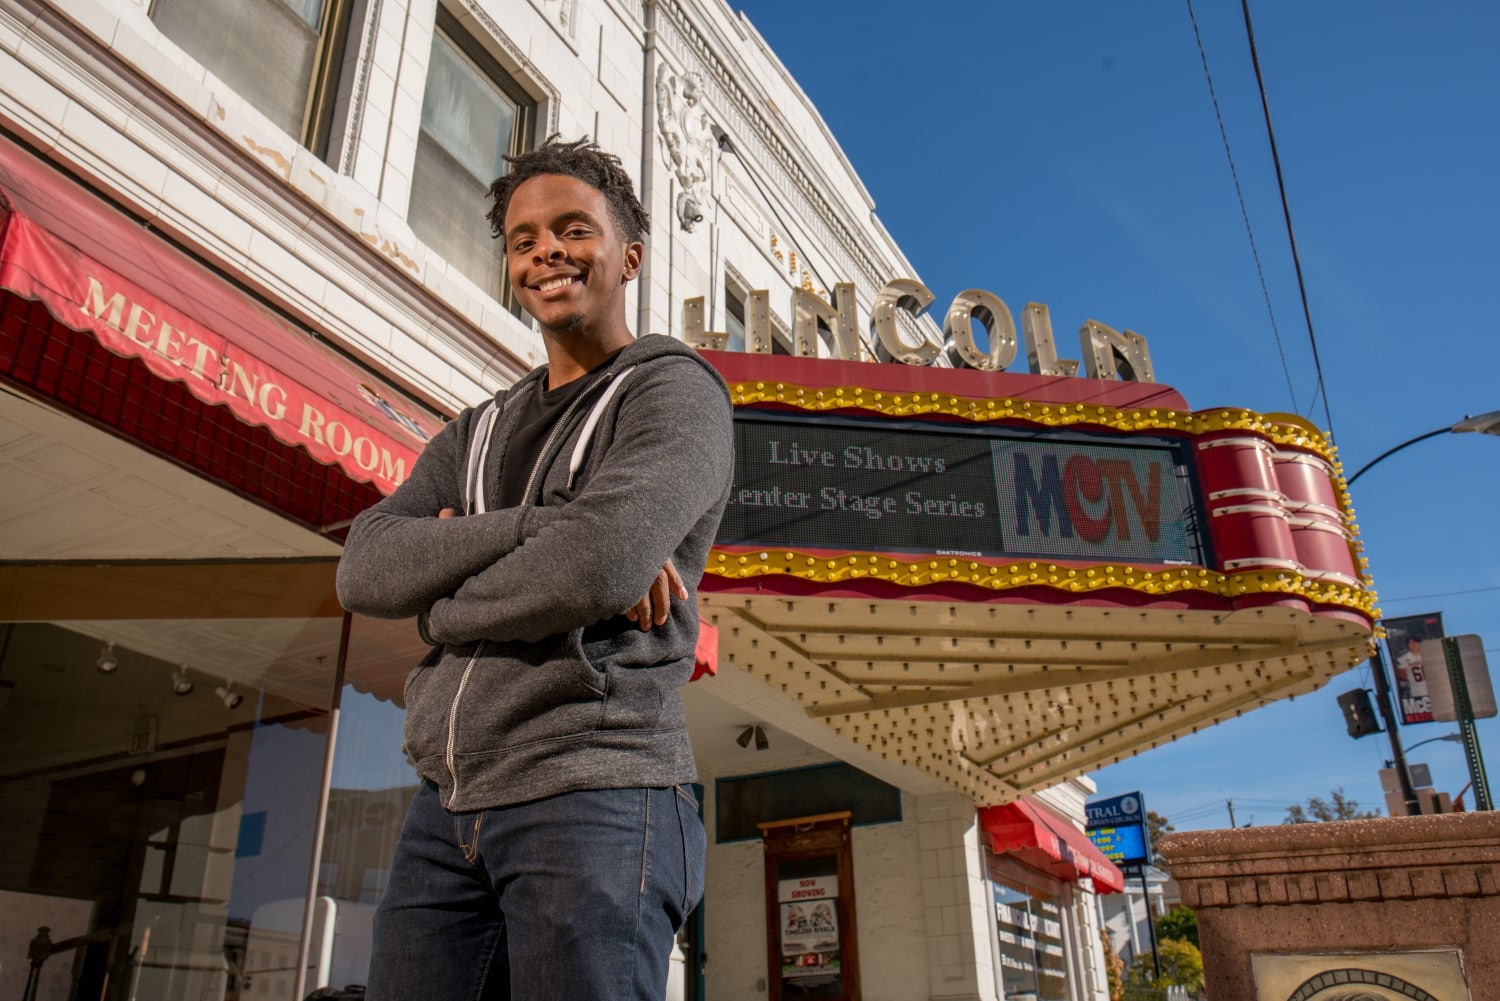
left=1384, top=612, right=1445, bottom=725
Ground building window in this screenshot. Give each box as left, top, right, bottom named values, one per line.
left=715, top=762, right=901, bottom=842
left=408, top=7, right=535, bottom=310
left=988, top=857, right=1074, bottom=1001
left=152, top=0, right=354, bottom=157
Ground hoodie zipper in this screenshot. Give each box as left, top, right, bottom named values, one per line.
left=442, top=368, right=619, bottom=808
left=444, top=643, right=484, bottom=808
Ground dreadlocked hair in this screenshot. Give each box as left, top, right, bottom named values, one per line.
left=486, top=136, right=650, bottom=245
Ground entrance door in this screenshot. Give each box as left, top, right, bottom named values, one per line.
left=759, top=812, right=860, bottom=1001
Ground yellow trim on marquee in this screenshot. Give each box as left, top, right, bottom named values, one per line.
left=726, top=380, right=1334, bottom=459
left=706, top=550, right=1377, bottom=616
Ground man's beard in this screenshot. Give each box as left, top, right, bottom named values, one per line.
left=547, top=311, right=586, bottom=335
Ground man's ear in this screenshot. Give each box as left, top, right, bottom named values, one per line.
left=622, top=241, right=644, bottom=283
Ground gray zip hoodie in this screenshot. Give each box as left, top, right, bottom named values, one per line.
left=336, top=335, right=734, bottom=811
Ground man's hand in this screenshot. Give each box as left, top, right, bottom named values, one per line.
left=438, top=508, right=457, bottom=519
left=625, top=559, right=687, bottom=631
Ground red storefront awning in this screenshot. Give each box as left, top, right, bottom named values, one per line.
left=980, top=798, right=1125, bottom=895
left=0, top=132, right=443, bottom=497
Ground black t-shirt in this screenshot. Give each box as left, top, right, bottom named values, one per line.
left=496, top=350, right=624, bottom=508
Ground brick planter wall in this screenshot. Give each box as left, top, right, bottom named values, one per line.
left=1157, top=813, right=1500, bottom=1000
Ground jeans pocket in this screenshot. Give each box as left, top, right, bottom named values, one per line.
left=673, top=785, right=706, bottom=916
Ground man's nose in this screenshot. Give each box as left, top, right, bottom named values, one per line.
left=532, top=233, right=566, bottom=262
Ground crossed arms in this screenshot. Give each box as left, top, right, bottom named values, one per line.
left=335, top=361, right=733, bottom=645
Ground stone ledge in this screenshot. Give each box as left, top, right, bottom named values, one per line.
left=1159, top=813, right=1500, bottom=908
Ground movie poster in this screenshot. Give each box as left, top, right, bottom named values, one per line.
left=778, top=874, right=842, bottom=996
left=1385, top=612, right=1445, bottom=725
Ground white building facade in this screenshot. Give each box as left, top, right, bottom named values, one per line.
left=0, top=1, right=1182, bottom=1000
left=1098, top=866, right=1177, bottom=968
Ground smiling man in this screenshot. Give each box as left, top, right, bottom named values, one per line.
left=336, top=137, right=734, bottom=1000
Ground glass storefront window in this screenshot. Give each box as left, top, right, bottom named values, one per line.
left=0, top=618, right=339, bottom=1001
left=303, top=613, right=426, bottom=992
left=989, top=862, right=1072, bottom=1001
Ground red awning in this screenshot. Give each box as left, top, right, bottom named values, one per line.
left=0, top=133, right=442, bottom=496
left=979, top=798, right=1125, bottom=894
left=691, top=615, right=719, bottom=682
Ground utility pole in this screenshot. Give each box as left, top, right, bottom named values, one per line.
left=1226, top=800, right=1236, bottom=827
left=1370, top=645, right=1422, bottom=814
left=1139, top=867, right=1161, bottom=984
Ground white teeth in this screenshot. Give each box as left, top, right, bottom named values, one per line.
left=538, top=276, right=576, bottom=292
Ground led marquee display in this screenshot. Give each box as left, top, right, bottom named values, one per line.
left=717, top=414, right=1208, bottom=566
left=1086, top=825, right=1150, bottom=868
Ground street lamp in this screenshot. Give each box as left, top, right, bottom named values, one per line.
left=1404, top=733, right=1464, bottom=755
left=1347, top=409, right=1500, bottom=485
left=1346, top=409, right=1500, bottom=814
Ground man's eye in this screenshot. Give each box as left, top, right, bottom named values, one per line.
left=565, top=227, right=590, bottom=238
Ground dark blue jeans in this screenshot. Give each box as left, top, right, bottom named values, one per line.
left=366, top=781, right=705, bottom=1000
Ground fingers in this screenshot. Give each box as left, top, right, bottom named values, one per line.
left=626, top=561, right=692, bottom=630
left=650, top=570, right=672, bottom=627
left=663, top=559, right=687, bottom=600
left=626, top=593, right=651, bottom=628
left=628, top=564, right=683, bottom=631
left=437, top=507, right=457, bottom=519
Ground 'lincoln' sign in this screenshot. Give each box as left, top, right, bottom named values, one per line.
left=685, top=281, right=1154, bottom=383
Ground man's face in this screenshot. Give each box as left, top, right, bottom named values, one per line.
left=502, top=174, right=642, bottom=336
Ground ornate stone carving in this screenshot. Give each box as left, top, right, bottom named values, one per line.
left=536, top=0, right=576, bottom=38
left=654, top=2, right=883, bottom=287
left=655, top=64, right=715, bottom=232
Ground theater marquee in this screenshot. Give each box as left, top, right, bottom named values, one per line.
left=696, top=350, right=1377, bottom=806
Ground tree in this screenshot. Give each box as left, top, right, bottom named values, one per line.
left=1099, top=927, right=1124, bottom=1001
left=1284, top=787, right=1379, bottom=824
left=1156, top=904, right=1199, bottom=948
left=1127, top=938, right=1206, bottom=994
left=1146, top=810, right=1175, bottom=865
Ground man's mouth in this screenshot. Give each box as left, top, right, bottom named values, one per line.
left=534, top=275, right=580, bottom=293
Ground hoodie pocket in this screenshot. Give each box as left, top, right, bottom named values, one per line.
left=583, top=616, right=684, bottom=732
left=450, top=633, right=607, bottom=751
left=401, top=645, right=456, bottom=765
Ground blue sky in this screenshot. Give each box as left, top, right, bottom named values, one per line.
left=733, top=0, right=1500, bottom=828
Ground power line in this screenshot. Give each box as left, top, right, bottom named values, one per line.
left=1184, top=0, right=1297, bottom=412
left=1239, top=0, right=1336, bottom=435
left=1378, top=584, right=1500, bottom=604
